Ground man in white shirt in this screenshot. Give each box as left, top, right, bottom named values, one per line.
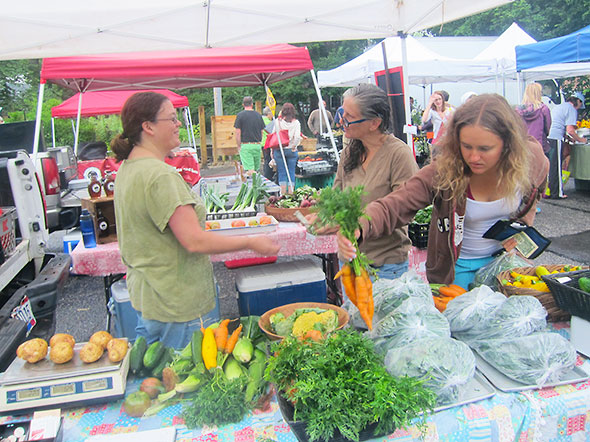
left=547, top=93, right=587, bottom=199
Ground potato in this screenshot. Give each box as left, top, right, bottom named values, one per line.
left=89, top=331, right=113, bottom=350
left=79, top=342, right=104, bottom=363
left=49, top=333, right=76, bottom=348
left=49, top=341, right=74, bottom=364
left=16, top=338, right=48, bottom=364
left=106, top=338, right=128, bottom=363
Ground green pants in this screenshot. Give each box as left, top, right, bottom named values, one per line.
left=239, top=143, right=262, bottom=171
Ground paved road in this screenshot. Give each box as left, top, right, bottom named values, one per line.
left=47, top=170, right=590, bottom=342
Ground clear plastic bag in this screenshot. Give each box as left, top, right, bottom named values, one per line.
left=472, top=332, right=576, bottom=386
left=384, top=337, right=475, bottom=405
left=368, top=297, right=450, bottom=352
left=472, top=251, right=532, bottom=290
left=476, top=295, right=547, bottom=343
left=443, top=285, right=506, bottom=340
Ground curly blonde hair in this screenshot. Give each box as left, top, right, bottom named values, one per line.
left=435, top=94, right=533, bottom=204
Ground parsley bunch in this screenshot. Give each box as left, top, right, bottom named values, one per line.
left=265, top=329, right=436, bottom=441
left=312, top=186, right=367, bottom=241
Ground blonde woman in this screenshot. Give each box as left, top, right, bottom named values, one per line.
left=338, top=94, right=549, bottom=289
left=516, top=83, right=552, bottom=153
left=421, top=91, right=453, bottom=141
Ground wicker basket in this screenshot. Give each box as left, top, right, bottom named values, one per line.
left=264, top=204, right=312, bottom=222
left=496, top=265, right=589, bottom=322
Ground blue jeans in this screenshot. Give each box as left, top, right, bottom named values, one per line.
left=371, top=261, right=409, bottom=281
left=453, top=256, right=495, bottom=291
left=135, top=294, right=220, bottom=349
left=274, top=148, right=298, bottom=185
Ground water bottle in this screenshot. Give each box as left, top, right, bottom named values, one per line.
left=80, top=209, right=97, bottom=248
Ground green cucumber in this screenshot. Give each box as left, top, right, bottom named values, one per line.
left=579, top=277, right=590, bottom=293
left=129, top=336, right=147, bottom=374
left=152, top=348, right=174, bottom=379
left=191, top=330, right=204, bottom=366
left=143, top=341, right=165, bottom=369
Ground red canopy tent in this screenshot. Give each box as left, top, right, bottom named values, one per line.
left=51, top=89, right=189, bottom=118
left=40, top=44, right=314, bottom=92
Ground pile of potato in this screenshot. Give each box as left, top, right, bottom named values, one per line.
left=16, top=331, right=128, bottom=365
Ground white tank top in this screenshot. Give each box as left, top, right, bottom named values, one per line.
left=460, top=196, right=519, bottom=259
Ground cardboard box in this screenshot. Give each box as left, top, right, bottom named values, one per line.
left=234, top=259, right=326, bottom=316
left=81, top=196, right=117, bottom=244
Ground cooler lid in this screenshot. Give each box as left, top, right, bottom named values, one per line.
left=110, top=278, right=129, bottom=302
left=235, top=259, right=325, bottom=292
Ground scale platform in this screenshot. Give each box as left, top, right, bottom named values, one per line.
left=0, top=341, right=130, bottom=413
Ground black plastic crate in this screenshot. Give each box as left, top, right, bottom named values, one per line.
left=542, top=270, right=590, bottom=322
left=276, top=393, right=385, bottom=442
left=408, top=222, right=429, bottom=249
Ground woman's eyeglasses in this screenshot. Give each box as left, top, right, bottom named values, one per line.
left=342, top=116, right=368, bottom=127
left=155, top=116, right=180, bottom=124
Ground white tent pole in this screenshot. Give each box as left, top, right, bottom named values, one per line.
left=74, top=93, right=83, bottom=155
left=70, top=120, right=76, bottom=138
left=399, top=33, right=412, bottom=146
left=185, top=107, right=197, bottom=150
left=32, top=81, right=45, bottom=162
left=517, top=72, right=522, bottom=103
left=309, top=69, right=339, bottom=163
left=51, top=117, right=56, bottom=148
left=274, top=117, right=293, bottom=191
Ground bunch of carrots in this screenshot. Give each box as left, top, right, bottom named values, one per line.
left=312, top=186, right=376, bottom=330
left=202, top=319, right=244, bottom=370
left=430, top=284, right=466, bottom=312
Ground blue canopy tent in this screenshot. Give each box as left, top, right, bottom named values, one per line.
left=516, top=25, right=590, bottom=71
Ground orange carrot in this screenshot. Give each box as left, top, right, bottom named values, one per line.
left=439, top=286, right=463, bottom=298
left=449, top=284, right=467, bottom=294
left=355, top=268, right=373, bottom=330
left=214, top=319, right=230, bottom=351
left=340, top=264, right=357, bottom=306
left=225, top=324, right=243, bottom=353
left=433, top=297, right=448, bottom=312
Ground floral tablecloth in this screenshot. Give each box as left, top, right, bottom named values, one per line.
left=2, top=325, right=590, bottom=442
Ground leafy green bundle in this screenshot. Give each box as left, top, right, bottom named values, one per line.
left=265, top=329, right=436, bottom=441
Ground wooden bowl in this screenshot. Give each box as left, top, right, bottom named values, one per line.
left=258, top=302, right=349, bottom=341
left=264, top=204, right=312, bottom=222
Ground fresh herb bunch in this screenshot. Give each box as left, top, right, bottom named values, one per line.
left=265, top=329, right=436, bottom=441
left=412, top=205, right=433, bottom=224
left=182, top=370, right=249, bottom=427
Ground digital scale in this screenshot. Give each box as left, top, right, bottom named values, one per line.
left=0, top=342, right=130, bottom=413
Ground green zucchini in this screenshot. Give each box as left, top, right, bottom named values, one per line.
left=152, top=348, right=174, bottom=379
left=143, top=341, right=165, bottom=369
left=129, top=336, right=147, bottom=374
left=191, top=330, right=204, bottom=366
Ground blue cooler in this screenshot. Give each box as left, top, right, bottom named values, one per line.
left=108, top=278, right=138, bottom=341
left=234, top=259, right=327, bottom=316
left=63, top=228, right=82, bottom=254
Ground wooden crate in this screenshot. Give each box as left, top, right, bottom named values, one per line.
left=300, top=138, right=317, bottom=152
left=211, top=115, right=238, bottom=163
left=81, top=196, right=117, bottom=244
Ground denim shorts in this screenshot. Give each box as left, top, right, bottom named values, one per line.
left=371, top=260, right=409, bottom=281
left=135, top=294, right=220, bottom=349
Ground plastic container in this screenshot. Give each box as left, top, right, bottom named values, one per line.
left=108, top=278, right=138, bottom=341
left=79, top=209, right=96, bottom=248
left=542, top=269, right=590, bottom=321
left=62, top=228, right=82, bottom=254
left=234, top=259, right=327, bottom=316
left=408, top=222, right=429, bottom=249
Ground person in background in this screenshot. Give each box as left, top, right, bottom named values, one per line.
left=261, top=106, right=275, bottom=181
left=421, top=91, right=454, bottom=143
left=336, top=94, right=549, bottom=289
left=112, top=92, right=280, bottom=348
left=547, top=93, right=587, bottom=199
left=272, top=103, right=302, bottom=195
left=516, top=83, right=551, bottom=155
left=440, top=90, right=454, bottom=112
left=334, top=105, right=344, bottom=129
left=333, top=84, right=418, bottom=280
left=234, top=96, right=265, bottom=175
left=307, top=100, right=334, bottom=138
left=461, top=91, right=477, bottom=105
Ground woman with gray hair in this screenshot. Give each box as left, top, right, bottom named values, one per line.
left=333, top=83, right=418, bottom=280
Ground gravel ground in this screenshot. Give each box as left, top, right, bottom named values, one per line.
left=47, top=173, right=590, bottom=342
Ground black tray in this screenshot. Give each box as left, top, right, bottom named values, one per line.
left=277, top=393, right=386, bottom=442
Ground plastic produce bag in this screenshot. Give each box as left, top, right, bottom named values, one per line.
left=478, top=296, right=547, bottom=342
left=443, top=285, right=506, bottom=340
left=344, top=271, right=433, bottom=330
left=384, top=337, right=476, bottom=405
left=472, top=332, right=576, bottom=386
left=368, top=297, right=450, bottom=352
left=471, top=251, right=531, bottom=290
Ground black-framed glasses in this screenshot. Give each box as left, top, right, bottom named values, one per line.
left=342, top=116, right=368, bottom=127
left=154, top=116, right=180, bottom=124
